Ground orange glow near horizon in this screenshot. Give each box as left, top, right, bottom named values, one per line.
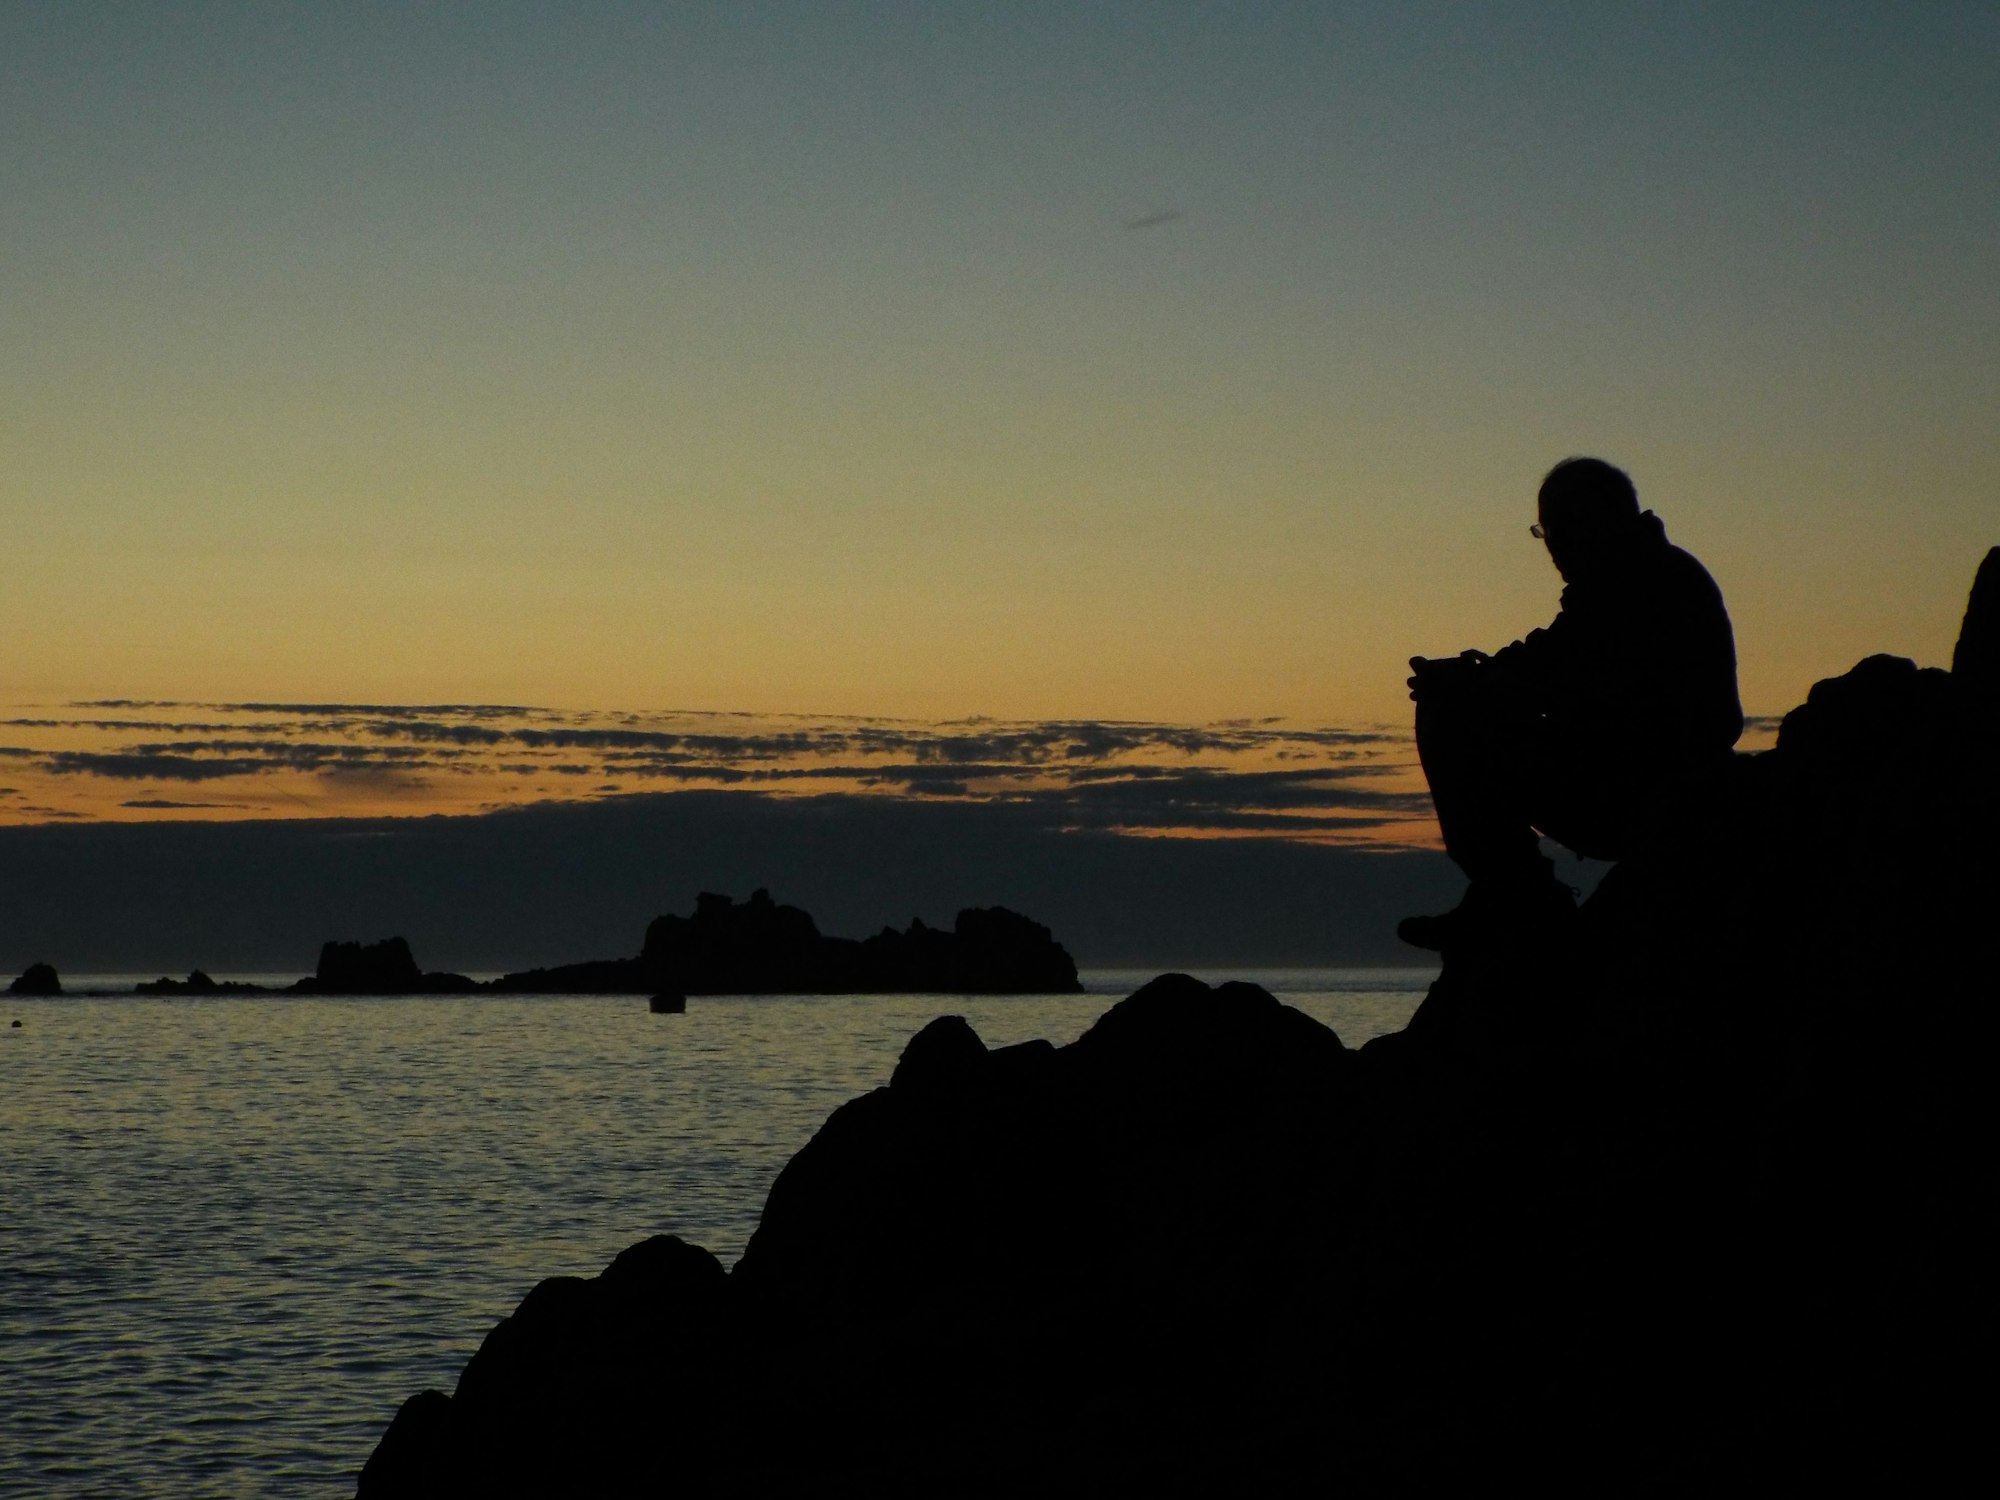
left=0, top=701, right=1419, bottom=842
left=0, top=698, right=1791, bottom=846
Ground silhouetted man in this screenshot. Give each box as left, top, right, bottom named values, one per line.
left=1400, top=457, right=1742, bottom=950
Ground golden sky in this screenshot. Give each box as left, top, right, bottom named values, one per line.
left=0, top=700, right=1435, bottom=833
left=3, top=4, right=1990, bottom=832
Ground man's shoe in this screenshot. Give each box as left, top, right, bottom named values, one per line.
left=1396, top=908, right=1458, bottom=951
left=1397, top=876, right=1576, bottom=953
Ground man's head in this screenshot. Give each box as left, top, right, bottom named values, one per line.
left=1535, top=457, right=1642, bottom=581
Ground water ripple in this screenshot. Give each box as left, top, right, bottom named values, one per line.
left=0, top=974, right=1425, bottom=1496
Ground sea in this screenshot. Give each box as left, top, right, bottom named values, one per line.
left=0, top=968, right=1434, bottom=1499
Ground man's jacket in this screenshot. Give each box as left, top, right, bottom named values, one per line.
left=1488, top=511, right=1743, bottom=766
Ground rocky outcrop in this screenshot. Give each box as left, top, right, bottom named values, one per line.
left=1952, top=544, right=1998, bottom=688
left=479, top=956, right=652, bottom=994
left=360, top=1237, right=737, bottom=1496
left=291, top=938, right=478, bottom=996
left=361, top=559, right=1997, bottom=1494
left=491, top=890, right=1083, bottom=995
left=362, top=976, right=1350, bottom=1495
left=134, top=969, right=272, bottom=996
left=8, top=962, right=61, bottom=996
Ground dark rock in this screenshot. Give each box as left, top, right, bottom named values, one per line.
left=357, top=1390, right=453, bottom=1498
left=1952, top=544, right=1999, bottom=692
left=133, top=970, right=275, bottom=997
left=638, top=888, right=825, bottom=993
left=292, top=938, right=476, bottom=995
left=357, top=1236, right=736, bottom=1498
left=8, top=962, right=60, bottom=996
left=482, top=956, right=651, bottom=994
left=366, top=974, right=1356, bottom=1493
left=940, top=904, right=1083, bottom=992
left=647, top=990, right=685, bottom=1014
left=304, top=937, right=419, bottom=992
left=362, top=556, right=1999, bottom=1495
left=732, top=972, right=1358, bottom=1476
left=493, top=889, right=1083, bottom=995
left=888, top=1013, right=986, bottom=1093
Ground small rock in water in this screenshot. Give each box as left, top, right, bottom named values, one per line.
left=649, top=991, right=686, bottom=1014
left=8, top=962, right=61, bottom=997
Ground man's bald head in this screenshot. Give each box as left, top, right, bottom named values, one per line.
left=1536, top=458, right=1644, bottom=581
left=1538, top=457, right=1638, bottom=531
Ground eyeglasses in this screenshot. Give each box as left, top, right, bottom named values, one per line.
left=1529, top=523, right=1548, bottom=540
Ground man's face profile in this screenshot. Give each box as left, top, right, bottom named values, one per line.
left=1535, top=497, right=1623, bottom=583
left=1535, top=501, right=1578, bottom=580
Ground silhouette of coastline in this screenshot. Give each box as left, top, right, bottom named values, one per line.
left=22, top=891, right=1083, bottom=998
left=359, top=550, right=1997, bottom=1494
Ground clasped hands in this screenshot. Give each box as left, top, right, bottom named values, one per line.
left=1407, top=649, right=1490, bottom=703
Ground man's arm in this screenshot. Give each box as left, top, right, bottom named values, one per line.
left=1484, top=605, right=1570, bottom=703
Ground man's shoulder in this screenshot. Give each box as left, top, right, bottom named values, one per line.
left=1654, top=539, right=1726, bottom=599
left=1636, top=516, right=1725, bottom=602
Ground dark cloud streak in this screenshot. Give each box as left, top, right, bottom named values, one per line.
left=12, top=704, right=1427, bottom=841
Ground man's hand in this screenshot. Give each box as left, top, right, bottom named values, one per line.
left=1407, top=649, right=1490, bottom=703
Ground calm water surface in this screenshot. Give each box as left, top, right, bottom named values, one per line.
left=0, top=968, right=1431, bottom=1498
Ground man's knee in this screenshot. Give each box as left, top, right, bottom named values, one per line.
left=1417, top=679, right=1536, bottom=771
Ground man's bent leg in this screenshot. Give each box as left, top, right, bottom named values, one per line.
left=1402, top=690, right=1572, bottom=952
left=1414, top=692, right=1547, bottom=885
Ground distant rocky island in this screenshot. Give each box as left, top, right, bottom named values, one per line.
left=12, top=890, right=1083, bottom=999
left=356, top=549, right=1998, bottom=1494
left=488, top=890, right=1081, bottom=997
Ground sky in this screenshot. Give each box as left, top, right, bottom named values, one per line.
left=2, top=3, right=1995, bottom=959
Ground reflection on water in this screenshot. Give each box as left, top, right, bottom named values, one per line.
left=0, top=971, right=1430, bottom=1498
